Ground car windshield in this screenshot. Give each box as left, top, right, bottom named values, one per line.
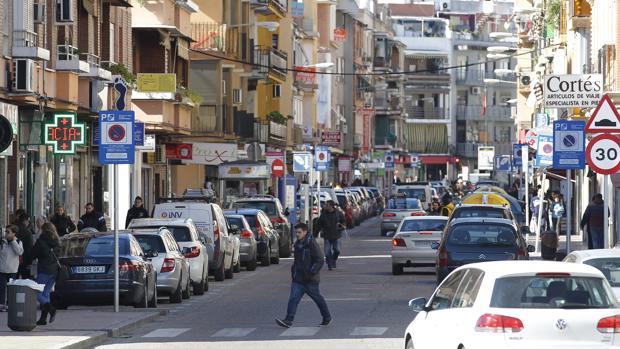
left=491, top=276, right=616, bottom=309
left=401, top=219, right=446, bottom=232
left=83, top=236, right=128, bottom=256
left=452, top=207, right=510, bottom=219
left=242, top=215, right=259, bottom=229
left=167, top=226, right=192, bottom=242
left=397, top=189, right=426, bottom=201
left=336, top=195, right=347, bottom=208
left=448, top=224, right=517, bottom=246
left=233, top=201, right=277, bottom=216
left=226, top=217, right=245, bottom=230
left=387, top=198, right=421, bottom=210
left=584, top=258, right=620, bottom=287
left=134, top=235, right=166, bottom=253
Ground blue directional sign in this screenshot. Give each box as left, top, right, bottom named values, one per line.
left=553, top=120, right=585, bottom=170
left=134, top=122, right=145, bottom=147
left=512, top=144, right=523, bottom=169
left=494, top=155, right=512, bottom=172
left=314, top=145, right=331, bottom=171
left=293, top=152, right=312, bottom=173
left=384, top=152, right=394, bottom=170
left=99, top=110, right=135, bottom=165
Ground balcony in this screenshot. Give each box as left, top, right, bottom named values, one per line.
left=294, top=17, right=318, bottom=38
left=56, top=45, right=90, bottom=73
left=374, top=95, right=402, bottom=114
left=455, top=69, right=517, bottom=85
left=79, top=53, right=111, bottom=80
left=253, top=46, right=287, bottom=82
left=251, top=0, right=288, bottom=17
left=453, top=31, right=518, bottom=47
left=405, top=73, right=451, bottom=90
left=12, top=31, right=50, bottom=61
left=190, top=23, right=239, bottom=57
left=269, top=121, right=287, bottom=145
left=457, top=142, right=513, bottom=158
left=406, top=106, right=448, bottom=120
left=456, top=105, right=513, bottom=121
left=132, top=93, right=193, bottom=135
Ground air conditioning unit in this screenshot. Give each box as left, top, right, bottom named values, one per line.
left=13, top=59, right=34, bottom=93
left=471, top=86, right=481, bottom=95
left=441, top=1, right=451, bottom=11
left=155, top=145, right=166, bottom=164
left=233, top=89, right=242, bottom=104
left=56, top=0, right=72, bottom=22
left=519, top=74, right=532, bottom=91
left=34, top=2, right=46, bottom=24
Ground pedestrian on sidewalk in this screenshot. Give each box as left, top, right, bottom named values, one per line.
left=16, top=212, right=34, bottom=279
left=50, top=205, right=76, bottom=237
left=78, top=203, right=107, bottom=232
left=551, top=192, right=565, bottom=234
left=0, top=225, right=23, bottom=311
left=580, top=193, right=606, bottom=249
left=276, top=223, right=331, bottom=328
left=317, top=200, right=345, bottom=270
left=31, top=223, right=61, bottom=325
left=125, top=196, right=149, bottom=228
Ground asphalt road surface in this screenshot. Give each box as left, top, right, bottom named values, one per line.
left=96, top=216, right=438, bottom=349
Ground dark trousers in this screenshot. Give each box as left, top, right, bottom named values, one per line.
left=324, top=239, right=340, bottom=268
left=0, top=273, right=17, bottom=305
left=285, top=281, right=331, bottom=322
left=17, top=265, right=31, bottom=280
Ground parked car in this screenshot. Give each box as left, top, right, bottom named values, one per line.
left=335, top=191, right=355, bottom=229
left=405, top=261, right=619, bottom=349
left=394, top=184, right=432, bottom=211
left=224, top=209, right=280, bottom=266
left=345, top=190, right=363, bottom=225
left=231, top=196, right=291, bottom=258
left=55, top=232, right=157, bottom=309
left=130, top=228, right=191, bottom=303
left=381, top=197, right=426, bottom=236
left=564, top=248, right=620, bottom=300
left=391, top=216, right=449, bottom=275
left=349, top=187, right=372, bottom=218
left=366, top=187, right=385, bottom=212
left=152, top=199, right=234, bottom=281
left=349, top=190, right=369, bottom=220
left=434, top=218, right=534, bottom=284
left=224, top=214, right=258, bottom=271
left=129, top=218, right=209, bottom=294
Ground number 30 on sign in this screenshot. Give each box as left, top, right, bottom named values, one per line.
left=586, top=134, right=620, bottom=175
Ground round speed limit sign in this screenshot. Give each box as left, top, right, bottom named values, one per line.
left=586, top=134, right=620, bottom=175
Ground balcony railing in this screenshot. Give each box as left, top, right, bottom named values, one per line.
left=456, top=105, right=512, bottom=121
left=269, top=121, right=287, bottom=142
left=191, top=23, right=239, bottom=56
left=406, top=106, right=448, bottom=120
left=455, top=69, right=517, bottom=84
left=253, top=45, right=287, bottom=80
left=13, top=30, right=38, bottom=48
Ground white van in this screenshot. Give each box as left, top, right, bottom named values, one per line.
left=152, top=201, right=234, bottom=282
left=393, top=184, right=432, bottom=211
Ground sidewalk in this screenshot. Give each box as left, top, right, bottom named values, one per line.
left=526, top=234, right=588, bottom=259
left=0, top=306, right=167, bottom=349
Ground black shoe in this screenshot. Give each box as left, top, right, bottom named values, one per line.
left=275, top=318, right=292, bottom=328
left=48, top=304, right=57, bottom=323
left=36, top=304, right=49, bottom=326
left=320, top=318, right=332, bottom=327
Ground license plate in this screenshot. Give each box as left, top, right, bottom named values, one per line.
left=73, top=266, right=106, bottom=274
left=413, top=240, right=435, bottom=247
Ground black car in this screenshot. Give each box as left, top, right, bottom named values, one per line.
left=54, top=232, right=158, bottom=309
left=224, top=209, right=280, bottom=266
left=433, top=218, right=534, bottom=284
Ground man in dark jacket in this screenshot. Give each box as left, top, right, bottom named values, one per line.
left=125, top=196, right=149, bottom=228
left=276, top=223, right=331, bottom=328
left=50, top=205, right=76, bottom=237
left=15, top=213, right=34, bottom=279
left=78, top=203, right=107, bottom=232
left=317, top=200, right=345, bottom=270
left=581, top=193, right=607, bottom=249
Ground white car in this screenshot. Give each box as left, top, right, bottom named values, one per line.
left=564, top=249, right=620, bottom=300
left=391, top=216, right=448, bottom=275
left=404, top=261, right=619, bottom=349
left=129, top=218, right=209, bottom=294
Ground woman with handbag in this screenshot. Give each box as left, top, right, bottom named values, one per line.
left=31, top=222, right=61, bottom=325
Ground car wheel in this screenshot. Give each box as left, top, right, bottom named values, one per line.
left=381, top=230, right=387, bottom=237
left=148, top=283, right=158, bottom=308
left=406, top=338, right=414, bottom=349
left=170, top=279, right=183, bottom=303
left=279, top=236, right=292, bottom=258
left=261, top=246, right=271, bottom=266
left=182, top=275, right=191, bottom=299
left=392, top=264, right=404, bottom=275
left=225, top=260, right=234, bottom=279
left=134, top=283, right=148, bottom=308
left=214, top=257, right=226, bottom=282
left=203, top=271, right=210, bottom=292
left=246, top=256, right=258, bottom=271
left=233, top=257, right=241, bottom=273
left=271, top=248, right=280, bottom=264
left=193, top=277, right=205, bottom=296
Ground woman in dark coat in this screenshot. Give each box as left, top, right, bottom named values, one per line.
left=31, top=223, right=61, bottom=325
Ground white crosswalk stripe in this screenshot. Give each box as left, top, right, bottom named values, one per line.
left=350, top=327, right=388, bottom=336
left=142, top=328, right=191, bottom=338
left=212, top=328, right=257, bottom=337
left=280, top=327, right=321, bottom=336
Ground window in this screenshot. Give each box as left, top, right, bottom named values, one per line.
left=400, top=219, right=447, bottom=232
left=452, top=269, right=484, bottom=308
left=430, top=270, right=465, bottom=311
left=168, top=226, right=192, bottom=242
left=84, top=236, right=128, bottom=256
left=273, top=84, right=281, bottom=98
left=584, top=258, right=620, bottom=287
left=135, top=235, right=166, bottom=253
left=447, top=224, right=517, bottom=247
left=234, top=201, right=278, bottom=216
left=396, top=188, right=426, bottom=202
left=451, top=207, right=510, bottom=220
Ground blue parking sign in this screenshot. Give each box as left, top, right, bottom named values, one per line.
left=552, top=120, right=585, bottom=170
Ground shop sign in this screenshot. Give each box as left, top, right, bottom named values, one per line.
left=543, top=74, right=603, bottom=108
left=321, top=131, right=341, bottom=146
left=218, top=163, right=270, bottom=179
left=184, top=143, right=239, bottom=165
left=334, top=28, right=347, bottom=42
left=43, top=112, right=85, bottom=154
left=166, top=143, right=193, bottom=160
left=338, top=157, right=351, bottom=172
left=359, top=108, right=373, bottom=154
left=477, top=146, right=495, bottom=171
left=136, top=73, right=177, bottom=93
left=294, top=66, right=317, bottom=85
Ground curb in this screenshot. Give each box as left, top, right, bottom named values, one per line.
left=107, top=309, right=168, bottom=337
left=52, top=331, right=109, bottom=349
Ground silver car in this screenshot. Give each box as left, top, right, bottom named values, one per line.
left=225, top=214, right=258, bottom=271
left=391, top=216, right=448, bottom=275
left=131, top=228, right=191, bottom=303
left=381, top=197, right=426, bottom=236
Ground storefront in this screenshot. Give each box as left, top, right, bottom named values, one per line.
left=218, top=160, right=270, bottom=206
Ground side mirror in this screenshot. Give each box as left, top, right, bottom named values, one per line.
left=520, top=226, right=531, bottom=235
left=145, top=250, right=159, bottom=259
left=527, top=245, right=536, bottom=253
left=431, top=242, right=440, bottom=250
left=181, top=247, right=192, bottom=255
left=408, top=297, right=428, bottom=313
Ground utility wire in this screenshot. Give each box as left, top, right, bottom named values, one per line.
left=190, top=42, right=562, bottom=77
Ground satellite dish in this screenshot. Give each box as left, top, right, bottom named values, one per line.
left=0, top=115, right=13, bottom=153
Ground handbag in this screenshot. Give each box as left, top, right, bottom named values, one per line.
left=50, top=248, right=70, bottom=283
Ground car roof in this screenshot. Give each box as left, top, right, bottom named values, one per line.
left=234, top=197, right=278, bottom=202
left=448, top=217, right=516, bottom=226
left=455, top=204, right=509, bottom=209
left=224, top=208, right=264, bottom=215
left=567, top=248, right=620, bottom=261
left=130, top=228, right=169, bottom=236
left=395, top=185, right=427, bottom=188
left=402, top=216, right=449, bottom=221
left=224, top=214, right=247, bottom=219
left=130, top=218, right=195, bottom=227
left=456, top=261, right=605, bottom=278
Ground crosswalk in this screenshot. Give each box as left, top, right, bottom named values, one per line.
left=141, top=326, right=396, bottom=339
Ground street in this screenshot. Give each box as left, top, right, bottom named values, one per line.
left=95, top=217, right=435, bottom=349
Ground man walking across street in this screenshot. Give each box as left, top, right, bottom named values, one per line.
left=317, top=200, right=345, bottom=270
left=50, top=205, right=76, bottom=237
left=0, top=225, right=23, bottom=311
left=125, top=196, right=149, bottom=228
left=78, top=203, right=107, bottom=232
left=276, top=223, right=331, bottom=328
left=581, top=193, right=606, bottom=249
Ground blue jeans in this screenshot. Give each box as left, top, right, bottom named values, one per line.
left=285, top=281, right=331, bottom=322
left=324, top=239, right=340, bottom=267
left=591, top=228, right=604, bottom=249
left=36, top=273, right=56, bottom=305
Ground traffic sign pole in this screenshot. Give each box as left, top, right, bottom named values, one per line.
left=535, top=172, right=547, bottom=253
left=523, top=145, right=529, bottom=226
left=604, top=176, right=610, bottom=248
left=113, top=164, right=119, bottom=313
left=566, top=169, right=572, bottom=253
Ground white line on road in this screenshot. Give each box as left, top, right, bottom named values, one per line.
left=350, top=327, right=388, bottom=336
left=280, top=327, right=320, bottom=337
left=212, top=328, right=257, bottom=337
left=142, top=328, right=191, bottom=338
left=96, top=338, right=402, bottom=349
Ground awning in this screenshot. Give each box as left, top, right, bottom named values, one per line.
left=132, top=24, right=194, bottom=42
left=404, top=124, right=449, bottom=154
left=404, top=50, right=450, bottom=59
left=419, top=155, right=453, bottom=165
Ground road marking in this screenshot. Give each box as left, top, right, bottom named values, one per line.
left=302, top=297, right=368, bottom=302
left=350, top=327, right=388, bottom=336
left=336, top=255, right=391, bottom=259
left=212, top=328, right=256, bottom=337
left=142, top=328, right=191, bottom=338
left=358, top=239, right=391, bottom=242
left=280, top=327, right=320, bottom=336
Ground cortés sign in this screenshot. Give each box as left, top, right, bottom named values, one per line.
left=321, top=131, right=341, bottom=146
left=544, top=74, right=603, bottom=108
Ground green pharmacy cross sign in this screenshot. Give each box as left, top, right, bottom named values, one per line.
left=44, top=112, right=85, bottom=154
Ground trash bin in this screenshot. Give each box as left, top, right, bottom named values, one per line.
left=541, top=230, right=559, bottom=261
left=7, top=280, right=42, bottom=331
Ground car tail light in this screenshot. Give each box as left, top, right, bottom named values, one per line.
left=271, top=217, right=286, bottom=224
left=383, top=213, right=396, bottom=217
left=184, top=246, right=201, bottom=258
left=119, top=261, right=141, bottom=272
left=411, top=212, right=426, bottom=216
left=240, top=230, right=253, bottom=238
left=213, top=221, right=220, bottom=240
left=535, top=272, right=571, bottom=277
left=475, top=314, right=524, bottom=333
left=392, top=238, right=406, bottom=247
left=161, top=258, right=176, bottom=273
left=438, top=247, right=448, bottom=267
left=597, top=315, right=620, bottom=333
